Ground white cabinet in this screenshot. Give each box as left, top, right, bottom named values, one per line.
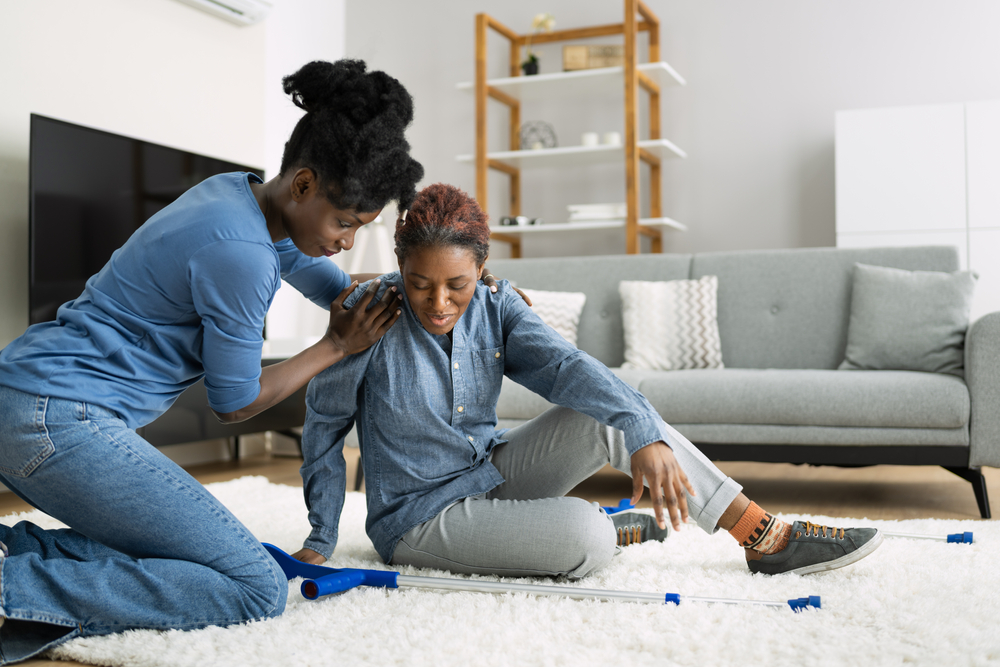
left=835, top=101, right=1000, bottom=321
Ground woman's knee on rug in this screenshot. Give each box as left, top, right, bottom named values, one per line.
left=226, top=549, right=289, bottom=621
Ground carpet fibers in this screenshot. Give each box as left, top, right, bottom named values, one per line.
left=10, top=476, right=995, bottom=666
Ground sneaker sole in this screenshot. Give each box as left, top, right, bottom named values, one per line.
left=787, top=529, right=884, bottom=575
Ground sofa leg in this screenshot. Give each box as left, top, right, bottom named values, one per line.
left=943, top=466, right=991, bottom=519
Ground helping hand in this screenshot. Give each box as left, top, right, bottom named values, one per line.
left=480, top=266, right=533, bottom=306
left=325, top=280, right=402, bottom=356
left=630, top=441, right=696, bottom=531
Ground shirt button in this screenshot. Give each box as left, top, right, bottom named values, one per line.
left=454, top=362, right=459, bottom=369
left=494, top=352, right=501, bottom=358
left=467, top=435, right=474, bottom=442
left=457, top=406, right=464, bottom=413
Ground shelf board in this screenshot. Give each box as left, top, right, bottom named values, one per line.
left=490, top=218, right=687, bottom=235
left=457, top=138, right=686, bottom=168
left=456, top=61, right=685, bottom=101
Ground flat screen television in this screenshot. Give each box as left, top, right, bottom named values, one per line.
left=28, top=113, right=264, bottom=325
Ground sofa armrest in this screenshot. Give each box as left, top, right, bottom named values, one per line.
left=966, top=311, right=1000, bottom=467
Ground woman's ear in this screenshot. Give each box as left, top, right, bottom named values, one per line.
left=290, top=168, right=317, bottom=201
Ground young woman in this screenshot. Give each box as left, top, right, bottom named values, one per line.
left=295, top=183, right=883, bottom=581
left=0, top=60, right=424, bottom=661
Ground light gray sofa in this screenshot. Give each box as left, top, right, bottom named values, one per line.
left=489, top=246, right=999, bottom=518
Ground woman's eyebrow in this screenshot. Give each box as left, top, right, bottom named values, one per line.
left=409, top=272, right=470, bottom=281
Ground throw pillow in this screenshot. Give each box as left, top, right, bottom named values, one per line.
left=619, top=276, right=724, bottom=370
left=839, top=263, right=976, bottom=377
left=519, top=288, right=587, bottom=347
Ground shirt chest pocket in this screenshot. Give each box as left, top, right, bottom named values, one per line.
left=470, top=345, right=505, bottom=406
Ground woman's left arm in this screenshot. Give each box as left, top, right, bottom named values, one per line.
left=498, top=286, right=680, bottom=513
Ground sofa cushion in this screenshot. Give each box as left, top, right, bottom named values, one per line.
left=619, top=276, right=724, bottom=370
left=518, top=288, right=587, bottom=347
left=839, top=263, right=975, bottom=377
left=690, top=246, right=961, bottom=370
left=636, top=368, right=969, bottom=430
left=487, top=254, right=692, bottom=368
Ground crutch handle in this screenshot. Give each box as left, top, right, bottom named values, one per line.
left=302, top=569, right=399, bottom=600
left=263, top=543, right=401, bottom=599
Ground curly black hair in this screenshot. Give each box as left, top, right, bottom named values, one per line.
left=280, top=59, right=424, bottom=213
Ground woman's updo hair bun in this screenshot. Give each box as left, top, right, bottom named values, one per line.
left=395, top=183, right=490, bottom=266
left=280, top=59, right=424, bottom=213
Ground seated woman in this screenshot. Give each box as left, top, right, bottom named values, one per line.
left=293, top=183, right=882, bottom=579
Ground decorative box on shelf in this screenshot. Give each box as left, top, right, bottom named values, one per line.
left=563, top=44, right=625, bottom=71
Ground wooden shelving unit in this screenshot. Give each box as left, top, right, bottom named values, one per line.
left=458, top=1, right=686, bottom=257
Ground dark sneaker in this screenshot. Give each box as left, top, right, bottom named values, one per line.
left=748, top=521, right=882, bottom=575
left=611, top=510, right=672, bottom=546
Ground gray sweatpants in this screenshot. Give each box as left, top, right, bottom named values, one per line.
left=391, top=407, right=743, bottom=579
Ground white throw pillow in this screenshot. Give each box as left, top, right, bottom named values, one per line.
left=619, top=276, right=724, bottom=370
left=519, top=288, right=587, bottom=347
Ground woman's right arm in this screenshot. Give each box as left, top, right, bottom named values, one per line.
left=212, top=280, right=400, bottom=423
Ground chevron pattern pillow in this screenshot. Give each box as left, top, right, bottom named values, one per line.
left=619, top=276, right=724, bottom=370
left=520, top=288, right=587, bottom=347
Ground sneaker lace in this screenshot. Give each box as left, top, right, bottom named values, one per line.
left=803, top=522, right=844, bottom=539
left=617, top=525, right=642, bottom=546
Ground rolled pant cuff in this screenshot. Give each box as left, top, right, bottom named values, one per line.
left=692, top=476, right=743, bottom=535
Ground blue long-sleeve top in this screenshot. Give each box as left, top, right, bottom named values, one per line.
left=0, top=172, right=350, bottom=428
left=300, top=273, right=671, bottom=563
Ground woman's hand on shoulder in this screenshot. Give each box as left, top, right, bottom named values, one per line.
left=326, top=279, right=403, bottom=356
left=291, top=547, right=327, bottom=565
left=480, top=266, right=532, bottom=306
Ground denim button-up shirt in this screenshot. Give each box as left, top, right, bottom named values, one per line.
left=301, top=273, right=671, bottom=563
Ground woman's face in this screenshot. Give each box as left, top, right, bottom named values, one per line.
left=279, top=169, right=382, bottom=258
left=399, top=244, right=484, bottom=336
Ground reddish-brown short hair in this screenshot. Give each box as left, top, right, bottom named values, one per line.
left=395, top=183, right=490, bottom=264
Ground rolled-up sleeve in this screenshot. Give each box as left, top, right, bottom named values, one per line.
left=190, top=241, right=277, bottom=413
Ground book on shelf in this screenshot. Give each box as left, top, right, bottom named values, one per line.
left=567, top=203, right=626, bottom=221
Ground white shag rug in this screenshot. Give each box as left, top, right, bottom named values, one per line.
left=5, top=476, right=994, bottom=667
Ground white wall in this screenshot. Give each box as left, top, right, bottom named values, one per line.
left=263, top=0, right=349, bottom=340
left=0, top=0, right=266, bottom=349
left=344, top=0, right=1000, bottom=260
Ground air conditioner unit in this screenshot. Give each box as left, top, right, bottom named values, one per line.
left=174, top=0, right=273, bottom=26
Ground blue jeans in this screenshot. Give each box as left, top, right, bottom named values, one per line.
left=0, top=386, right=287, bottom=663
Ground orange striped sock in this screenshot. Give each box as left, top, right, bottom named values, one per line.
left=728, top=501, right=791, bottom=555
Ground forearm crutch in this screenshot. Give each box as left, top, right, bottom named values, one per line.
left=264, top=544, right=820, bottom=612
